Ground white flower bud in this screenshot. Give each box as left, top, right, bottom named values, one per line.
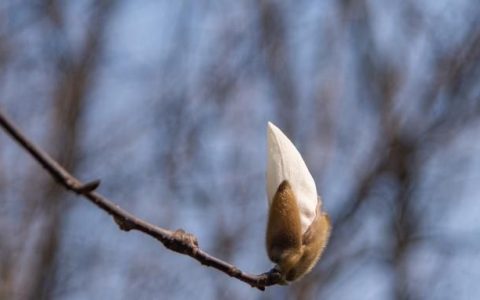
left=266, top=122, right=318, bottom=234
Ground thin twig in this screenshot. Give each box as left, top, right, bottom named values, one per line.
left=0, top=109, right=282, bottom=290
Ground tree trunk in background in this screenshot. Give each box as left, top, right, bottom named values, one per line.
left=8, top=2, right=115, bottom=299
left=258, top=0, right=298, bottom=136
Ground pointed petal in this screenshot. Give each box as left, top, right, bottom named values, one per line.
left=266, top=122, right=318, bottom=233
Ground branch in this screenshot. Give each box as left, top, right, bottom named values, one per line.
left=0, top=109, right=282, bottom=290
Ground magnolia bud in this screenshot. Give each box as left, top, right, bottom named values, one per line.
left=266, top=122, right=331, bottom=283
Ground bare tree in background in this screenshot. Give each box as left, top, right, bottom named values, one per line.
left=1, top=0, right=480, bottom=299
left=1, top=1, right=116, bottom=299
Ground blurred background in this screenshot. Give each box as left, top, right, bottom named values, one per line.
left=1, top=0, right=480, bottom=299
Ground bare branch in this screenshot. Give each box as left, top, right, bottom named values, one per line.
left=0, top=109, right=282, bottom=291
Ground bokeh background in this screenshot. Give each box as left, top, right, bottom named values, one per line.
left=1, top=1, right=480, bottom=299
